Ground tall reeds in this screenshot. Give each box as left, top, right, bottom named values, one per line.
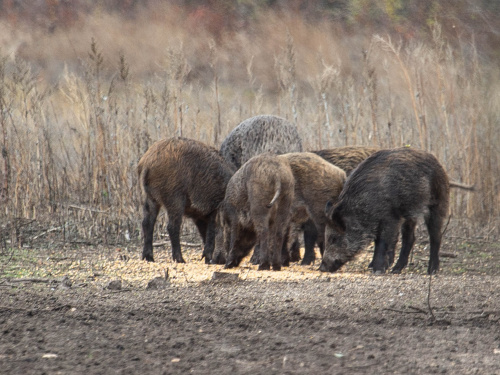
left=0, top=12, right=498, bottom=247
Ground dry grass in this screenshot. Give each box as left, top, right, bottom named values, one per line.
left=0, top=6, right=499, bottom=249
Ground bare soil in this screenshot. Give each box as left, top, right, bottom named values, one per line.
left=1, top=232, right=499, bottom=374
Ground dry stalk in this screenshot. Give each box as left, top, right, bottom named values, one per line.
left=373, top=35, right=425, bottom=149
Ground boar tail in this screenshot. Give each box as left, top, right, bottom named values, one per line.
left=137, top=164, right=149, bottom=201
left=267, top=181, right=281, bottom=208
left=449, top=180, right=475, bottom=191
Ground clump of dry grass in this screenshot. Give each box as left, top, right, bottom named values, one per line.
left=0, top=7, right=498, bottom=251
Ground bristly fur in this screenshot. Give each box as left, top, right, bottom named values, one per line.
left=321, top=147, right=450, bottom=275
left=138, top=137, right=235, bottom=263
left=220, top=115, right=303, bottom=169
left=221, top=153, right=295, bottom=271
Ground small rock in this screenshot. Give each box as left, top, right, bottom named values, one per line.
left=147, top=277, right=169, bottom=290
left=59, top=276, right=72, bottom=289
left=105, top=280, right=122, bottom=290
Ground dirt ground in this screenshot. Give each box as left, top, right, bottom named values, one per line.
left=1, top=232, right=500, bottom=374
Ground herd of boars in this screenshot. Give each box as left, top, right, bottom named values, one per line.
left=138, top=115, right=474, bottom=275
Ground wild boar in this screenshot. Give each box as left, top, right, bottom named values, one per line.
left=277, top=152, right=346, bottom=267
left=138, top=137, right=235, bottom=263
left=312, top=146, right=379, bottom=176
left=291, top=146, right=379, bottom=265
left=222, top=153, right=295, bottom=271
left=220, top=114, right=303, bottom=169
left=320, top=147, right=451, bottom=275
left=216, top=114, right=303, bottom=264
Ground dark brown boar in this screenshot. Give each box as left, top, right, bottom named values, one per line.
left=290, top=146, right=379, bottom=265
left=277, top=152, right=346, bottom=267
left=220, top=115, right=303, bottom=169
left=320, top=147, right=451, bottom=275
left=222, top=153, right=295, bottom=271
left=138, top=137, right=235, bottom=263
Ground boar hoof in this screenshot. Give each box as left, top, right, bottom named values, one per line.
left=391, top=267, right=402, bottom=274
left=173, top=256, right=186, bottom=263
left=210, top=257, right=225, bottom=265
left=224, top=258, right=239, bottom=269
left=250, top=254, right=260, bottom=265
left=258, top=263, right=271, bottom=271
left=300, top=258, right=314, bottom=266
left=142, top=254, right=155, bottom=262
left=373, top=269, right=385, bottom=276
left=272, top=263, right=282, bottom=271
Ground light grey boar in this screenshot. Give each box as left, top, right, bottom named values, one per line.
left=222, top=153, right=295, bottom=271
left=220, top=115, right=303, bottom=169
left=138, top=137, right=235, bottom=263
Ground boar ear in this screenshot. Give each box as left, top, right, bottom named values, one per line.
left=325, top=200, right=335, bottom=217
left=330, top=208, right=346, bottom=235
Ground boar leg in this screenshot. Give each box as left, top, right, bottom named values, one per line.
left=258, top=226, right=271, bottom=271
left=372, top=222, right=400, bottom=274
left=392, top=219, right=417, bottom=274
left=201, top=214, right=217, bottom=264
left=250, top=243, right=260, bottom=265
left=301, top=220, right=318, bottom=265
left=281, top=227, right=291, bottom=267
left=425, top=210, right=444, bottom=275
left=194, top=219, right=208, bottom=243
left=271, top=227, right=286, bottom=271
left=224, top=223, right=240, bottom=269
left=166, top=207, right=186, bottom=263
left=211, top=223, right=228, bottom=265
left=141, top=197, right=161, bottom=262
left=195, top=216, right=215, bottom=264
left=289, top=237, right=301, bottom=263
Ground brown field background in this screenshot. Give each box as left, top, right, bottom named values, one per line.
left=0, top=1, right=499, bottom=248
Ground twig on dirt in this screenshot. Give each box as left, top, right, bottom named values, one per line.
left=408, top=305, right=428, bottom=314
left=441, top=214, right=451, bottom=237
left=440, top=252, right=457, bottom=258
left=153, top=240, right=201, bottom=248
left=383, top=308, right=426, bottom=314
left=242, top=267, right=251, bottom=281
left=181, top=270, right=191, bottom=283
left=6, top=278, right=56, bottom=284
left=69, top=240, right=94, bottom=246
left=68, top=204, right=109, bottom=214
left=427, top=274, right=436, bottom=321
left=32, top=226, right=63, bottom=240
left=465, top=313, right=488, bottom=321
left=0, top=306, right=28, bottom=311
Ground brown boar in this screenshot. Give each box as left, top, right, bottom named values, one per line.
left=320, top=147, right=451, bottom=275
left=312, top=146, right=379, bottom=176
left=138, top=137, right=235, bottom=263
left=277, top=152, right=346, bottom=267
left=222, top=153, right=295, bottom=271
left=220, top=115, right=303, bottom=169
left=290, top=146, right=379, bottom=265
